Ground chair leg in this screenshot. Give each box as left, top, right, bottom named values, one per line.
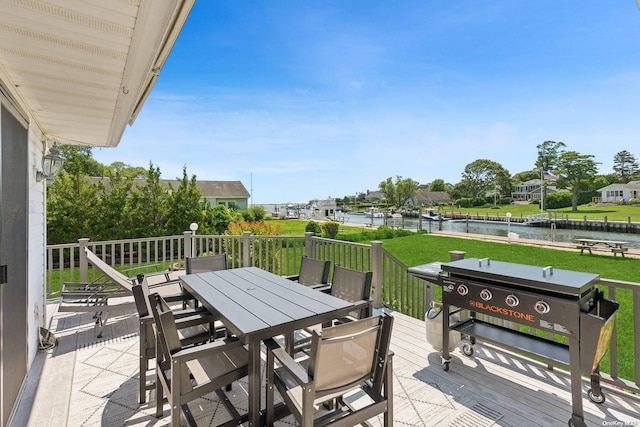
left=384, top=357, right=393, bottom=427
left=266, top=346, right=275, bottom=426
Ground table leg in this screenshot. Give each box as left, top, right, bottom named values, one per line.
left=248, top=339, right=261, bottom=427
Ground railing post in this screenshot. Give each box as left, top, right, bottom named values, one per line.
left=371, top=240, right=383, bottom=309
left=78, top=238, right=90, bottom=282
left=304, top=232, right=313, bottom=257
left=183, top=231, right=193, bottom=258
left=243, top=231, right=251, bottom=267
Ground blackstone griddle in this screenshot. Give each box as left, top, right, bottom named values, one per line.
left=408, top=258, right=619, bottom=427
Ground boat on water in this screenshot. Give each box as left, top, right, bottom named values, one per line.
left=364, top=207, right=385, bottom=218
left=422, top=209, right=445, bottom=221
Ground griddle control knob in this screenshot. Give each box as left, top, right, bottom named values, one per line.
left=479, top=288, right=493, bottom=301
left=534, top=300, right=551, bottom=314
left=505, top=294, right=519, bottom=307
left=456, top=284, right=469, bottom=296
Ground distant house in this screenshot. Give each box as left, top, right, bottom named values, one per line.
left=411, top=189, right=451, bottom=206
left=511, top=179, right=559, bottom=202
left=597, top=181, right=640, bottom=203
left=195, top=181, right=250, bottom=209
left=90, top=178, right=250, bottom=209
left=364, top=191, right=385, bottom=203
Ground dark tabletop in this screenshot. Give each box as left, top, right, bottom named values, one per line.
left=180, top=267, right=354, bottom=341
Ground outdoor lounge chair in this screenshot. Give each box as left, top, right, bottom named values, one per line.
left=286, top=265, right=373, bottom=354
left=133, top=278, right=222, bottom=404
left=284, top=255, right=331, bottom=290
left=59, top=247, right=183, bottom=337
left=265, top=313, right=394, bottom=427
left=151, top=293, right=249, bottom=426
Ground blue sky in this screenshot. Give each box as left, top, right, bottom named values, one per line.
left=93, top=1, right=640, bottom=204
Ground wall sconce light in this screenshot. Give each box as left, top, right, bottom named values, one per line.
left=36, top=142, right=65, bottom=182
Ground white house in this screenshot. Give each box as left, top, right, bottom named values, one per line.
left=597, top=181, right=640, bottom=203
left=0, top=1, right=195, bottom=424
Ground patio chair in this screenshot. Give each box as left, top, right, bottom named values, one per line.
left=265, top=313, right=394, bottom=427
left=286, top=265, right=373, bottom=354
left=284, top=255, right=331, bottom=290
left=185, top=252, right=228, bottom=274
left=59, top=248, right=183, bottom=337
left=132, top=278, right=222, bottom=404
left=184, top=252, right=229, bottom=309
left=151, top=293, right=249, bottom=427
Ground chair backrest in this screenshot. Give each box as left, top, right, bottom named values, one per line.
left=151, top=293, right=194, bottom=392
left=132, top=278, right=152, bottom=317
left=185, top=253, right=228, bottom=274
left=330, top=265, right=372, bottom=319
left=297, top=256, right=330, bottom=287
left=85, top=248, right=136, bottom=292
left=309, top=314, right=393, bottom=398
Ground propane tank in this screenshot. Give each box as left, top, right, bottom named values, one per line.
left=425, top=301, right=460, bottom=352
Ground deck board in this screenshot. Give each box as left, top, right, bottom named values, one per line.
left=9, top=301, right=640, bottom=427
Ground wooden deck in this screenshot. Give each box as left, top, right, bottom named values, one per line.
left=10, top=299, right=640, bottom=427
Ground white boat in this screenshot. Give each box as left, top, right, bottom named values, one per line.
left=422, top=209, right=444, bottom=221
left=388, top=213, right=402, bottom=219
left=364, top=208, right=385, bottom=218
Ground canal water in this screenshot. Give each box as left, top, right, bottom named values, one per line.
left=329, top=212, right=640, bottom=249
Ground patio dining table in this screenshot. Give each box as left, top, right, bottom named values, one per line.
left=180, top=266, right=365, bottom=427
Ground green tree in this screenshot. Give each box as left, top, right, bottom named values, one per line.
left=612, top=150, right=639, bottom=183
left=459, top=159, right=510, bottom=199
left=378, top=176, right=419, bottom=208
left=535, top=140, right=566, bottom=210
left=556, top=151, right=600, bottom=211
left=129, top=163, right=170, bottom=237
left=428, top=179, right=446, bottom=192
left=93, top=170, right=134, bottom=241
left=164, top=167, right=205, bottom=235
left=46, top=171, right=100, bottom=244
left=58, top=145, right=106, bottom=177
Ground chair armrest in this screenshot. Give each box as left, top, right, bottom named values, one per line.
left=283, top=274, right=300, bottom=281
left=172, top=337, right=244, bottom=363
left=265, top=338, right=311, bottom=385
left=312, top=284, right=332, bottom=293
left=174, top=312, right=218, bottom=329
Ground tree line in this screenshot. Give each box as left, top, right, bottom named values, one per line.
left=334, top=141, right=639, bottom=212
left=46, top=146, right=266, bottom=245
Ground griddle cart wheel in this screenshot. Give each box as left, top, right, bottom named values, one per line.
left=442, top=361, right=450, bottom=371
left=587, top=388, right=605, bottom=404
left=461, top=342, right=474, bottom=357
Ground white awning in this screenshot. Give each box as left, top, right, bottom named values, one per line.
left=0, top=0, right=195, bottom=147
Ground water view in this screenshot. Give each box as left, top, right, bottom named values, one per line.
left=327, top=212, right=640, bottom=249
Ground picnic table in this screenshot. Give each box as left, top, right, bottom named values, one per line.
left=574, top=238, right=629, bottom=257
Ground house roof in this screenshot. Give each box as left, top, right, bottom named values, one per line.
left=597, top=182, right=640, bottom=191
left=415, top=189, right=451, bottom=202
left=0, top=0, right=195, bottom=148
left=89, top=177, right=250, bottom=198
left=195, top=181, right=250, bottom=198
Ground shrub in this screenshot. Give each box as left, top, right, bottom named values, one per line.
left=530, top=199, right=540, bottom=205
left=305, top=220, right=322, bottom=235
left=545, top=192, right=572, bottom=209
left=322, top=221, right=340, bottom=239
